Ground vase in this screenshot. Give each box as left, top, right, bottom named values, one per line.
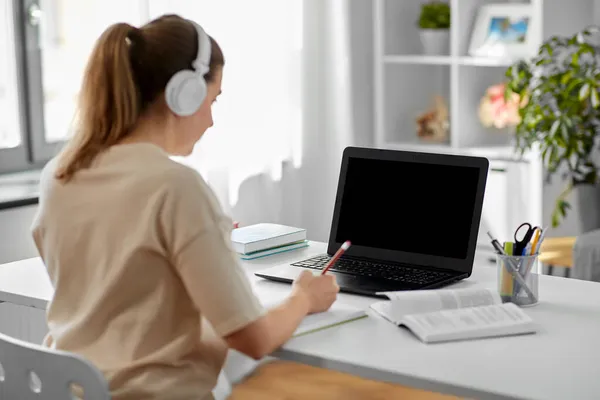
left=419, top=29, right=449, bottom=56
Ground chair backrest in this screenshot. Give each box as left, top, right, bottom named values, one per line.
left=0, top=332, right=110, bottom=399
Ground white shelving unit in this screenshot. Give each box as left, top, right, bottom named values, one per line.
left=372, top=0, right=600, bottom=248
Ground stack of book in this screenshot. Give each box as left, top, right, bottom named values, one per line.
left=231, top=223, right=308, bottom=260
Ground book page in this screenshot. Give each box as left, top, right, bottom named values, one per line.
left=371, top=288, right=501, bottom=324
left=400, top=303, right=536, bottom=343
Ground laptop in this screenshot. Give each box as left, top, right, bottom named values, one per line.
left=255, top=146, right=489, bottom=297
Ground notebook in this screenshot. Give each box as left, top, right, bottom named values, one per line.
left=370, top=288, right=537, bottom=344
left=231, top=223, right=307, bottom=255
left=265, top=299, right=367, bottom=337
left=239, top=240, right=309, bottom=260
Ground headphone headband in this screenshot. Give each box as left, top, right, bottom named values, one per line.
left=191, top=21, right=211, bottom=76
left=164, top=20, right=212, bottom=117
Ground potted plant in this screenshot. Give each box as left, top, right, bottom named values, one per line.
left=505, top=26, right=600, bottom=229
left=418, top=1, right=450, bottom=56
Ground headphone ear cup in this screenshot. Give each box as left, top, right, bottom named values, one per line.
left=165, top=70, right=207, bottom=117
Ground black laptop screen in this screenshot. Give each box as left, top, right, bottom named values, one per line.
left=335, top=156, right=480, bottom=260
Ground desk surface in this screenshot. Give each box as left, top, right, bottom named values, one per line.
left=1, top=242, right=599, bottom=400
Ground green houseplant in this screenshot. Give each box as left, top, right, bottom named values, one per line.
left=417, top=1, right=450, bottom=56
left=505, top=26, right=600, bottom=229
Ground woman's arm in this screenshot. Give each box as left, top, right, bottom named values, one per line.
left=223, top=290, right=309, bottom=359
left=161, top=169, right=338, bottom=359
left=223, top=271, right=338, bottom=360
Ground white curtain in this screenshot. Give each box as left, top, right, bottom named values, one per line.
left=149, top=0, right=303, bottom=212
left=298, top=0, right=360, bottom=240
left=148, top=0, right=359, bottom=240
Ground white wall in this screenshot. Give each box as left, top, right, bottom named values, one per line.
left=0, top=205, right=39, bottom=264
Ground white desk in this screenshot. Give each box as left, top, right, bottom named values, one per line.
left=1, top=242, right=600, bottom=400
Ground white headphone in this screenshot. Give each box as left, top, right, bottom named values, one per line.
left=165, top=21, right=211, bottom=117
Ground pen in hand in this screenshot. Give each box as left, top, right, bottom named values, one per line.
left=321, top=241, right=351, bottom=275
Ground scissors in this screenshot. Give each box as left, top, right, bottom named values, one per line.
left=513, top=222, right=541, bottom=256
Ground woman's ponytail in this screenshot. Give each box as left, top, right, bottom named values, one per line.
left=55, top=23, right=141, bottom=182
left=54, top=15, right=225, bottom=182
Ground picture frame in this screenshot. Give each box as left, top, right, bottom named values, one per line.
left=468, top=4, right=540, bottom=59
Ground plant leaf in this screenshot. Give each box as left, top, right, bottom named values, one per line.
left=580, top=83, right=591, bottom=100
left=561, top=123, right=570, bottom=142
left=560, top=70, right=573, bottom=85
left=592, top=89, right=600, bottom=108
left=567, top=78, right=584, bottom=94
left=551, top=205, right=561, bottom=227
left=549, top=119, right=561, bottom=137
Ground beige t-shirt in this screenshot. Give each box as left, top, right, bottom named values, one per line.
left=31, top=143, right=265, bottom=399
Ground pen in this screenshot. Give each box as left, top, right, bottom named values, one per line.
left=486, top=231, right=504, bottom=254
left=534, top=227, right=547, bottom=254
left=321, top=241, right=351, bottom=275
left=530, top=228, right=541, bottom=256
left=521, top=227, right=547, bottom=279
left=487, top=232, right=537, bottom=303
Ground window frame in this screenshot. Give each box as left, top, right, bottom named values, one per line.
left=22, top=0, right=63, bottom=163
left=0, top=0, right=29, bottom=173
left=0, top=0, right=64, bottom=175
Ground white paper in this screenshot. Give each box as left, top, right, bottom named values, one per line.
left=294, top=303, right=366, bottom=336
left=264, top=299, right=366, bottom=336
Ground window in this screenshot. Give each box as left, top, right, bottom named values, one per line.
left=40, top=0, right=147, bottom=144
left=0, top=1, right=21, bottom=150
left=0, top=0, right=28, bottom=173
left=0, top=0, right=146, bottom=174
left=1, top=0, right=300, bottom=184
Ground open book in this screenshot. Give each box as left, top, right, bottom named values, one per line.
left=371, top=288, right=537, bottom=344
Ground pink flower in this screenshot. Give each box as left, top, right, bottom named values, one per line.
left=479, top=83, right=522, bottom=129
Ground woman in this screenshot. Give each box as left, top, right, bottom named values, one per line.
left=31, top=14, right=339, bottom=400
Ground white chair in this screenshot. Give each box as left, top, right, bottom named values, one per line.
left=0, top=332, right=110, bottom=399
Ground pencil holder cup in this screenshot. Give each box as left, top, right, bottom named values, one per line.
left=496, top=254, right=539, bottom=307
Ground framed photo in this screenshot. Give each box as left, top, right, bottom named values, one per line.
left=468, top=4, right=540, bottom=59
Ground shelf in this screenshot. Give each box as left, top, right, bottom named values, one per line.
left=383, top=55, right=452, bottom=65
left=382, top=142, right=536, bottom=163
left=382, top=64, right=450, bottom=146
left=382, top=142, right=454, bottom=154
left=458, top=57, right=516, bottom=67
left=382, top=56, right=518, bottom=67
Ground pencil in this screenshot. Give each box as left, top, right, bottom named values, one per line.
left=530, top=228, right=541, bottom=255
left=321, top=241, right=351, bottom=275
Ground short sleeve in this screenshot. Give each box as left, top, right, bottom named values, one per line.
left=160, top=167, right=265, bottom=337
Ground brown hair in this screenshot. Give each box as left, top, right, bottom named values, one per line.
left=55, top=14, right=224, bottom=182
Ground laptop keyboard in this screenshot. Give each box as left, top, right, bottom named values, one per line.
left=291, top=255, right=453, bottom=286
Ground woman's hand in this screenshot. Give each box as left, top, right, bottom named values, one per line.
left=223, top=269, right=339, bottom=359
left=292, top=270, right=340, bottom=314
